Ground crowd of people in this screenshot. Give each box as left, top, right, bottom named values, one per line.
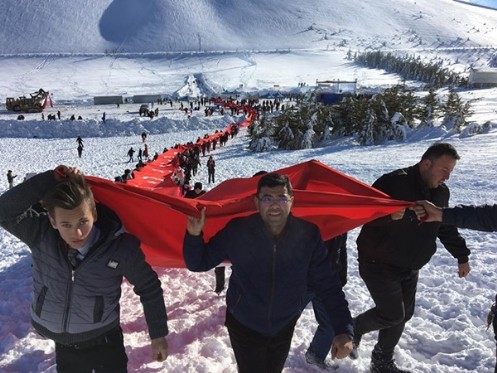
left=2, top=94, right=497, bottom=373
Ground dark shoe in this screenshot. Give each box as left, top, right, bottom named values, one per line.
left=214, top=284, right=224, bottom=294
left=349, top=318, right=362, bottom=360
left=214, top=267, right=225, bottom=294
left=370, top=359, right=411, bottom=373
left=305, top=350, right=338, bottom=371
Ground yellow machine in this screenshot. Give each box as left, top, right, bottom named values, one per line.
left=6, top=88, right=50, bottom=113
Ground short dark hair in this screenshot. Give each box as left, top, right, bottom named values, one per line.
left=257, top=173, right=293, bottom=196
left=194, top=182, right=202, bottom=190
left=41, top=174, right=96, bottom=217
left=421, top=143, right=460, bottom=161
left=252, top=170, right=268, bottom=177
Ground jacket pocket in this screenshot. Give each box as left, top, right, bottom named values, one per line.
left=93, top=296, right=104, bottom=322
left=34, top=286, right=48, bottom=317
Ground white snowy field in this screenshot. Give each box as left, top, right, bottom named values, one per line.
left=2, top=0, right=497, bottom=371
left=1, top=104, right=497, bottom=373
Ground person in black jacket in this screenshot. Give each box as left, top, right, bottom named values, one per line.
left=305, top=233, right=348, bottom=370
left=183, top=173, right=353, bottom=373
left=352, top=143, right=471, bottom=373
left=412, top=201, right=497, bottom=232
left=0, top=165, right=169, bottom=372
left=413, top=201, right=497, bottom=373
left=184, top=182, right=206, bottom=199
left=184, top=181, right=225, bottom=294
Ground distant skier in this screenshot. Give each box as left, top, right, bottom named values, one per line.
left=6, top=170, right=17, bottom=189
left=127, top=147, right=135, bottom=163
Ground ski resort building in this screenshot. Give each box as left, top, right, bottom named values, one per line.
left=468, top=68, right=497, bottom=88
left=93, top=96, right=123, bottom=105
left=315, top=79, right=357, bottom=105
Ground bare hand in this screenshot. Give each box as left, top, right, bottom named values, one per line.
left=458, top=262, right=470, bottom=278
left=411, top=200, right=443, bottom=222
left=54, top=165, right=82, bottom=181
left=151, top=336, right=168, bottom=362
left=331, top=333, right=353, bottom=360
left=186, top=207, right=206, bottom=236
left=391, top=208, right=405, bottom=220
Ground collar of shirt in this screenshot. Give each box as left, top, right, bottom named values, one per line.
left=70, top=226, right=101, bottom=260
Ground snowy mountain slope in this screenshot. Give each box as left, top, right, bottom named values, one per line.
left=1, top=0, right=497, bottom=55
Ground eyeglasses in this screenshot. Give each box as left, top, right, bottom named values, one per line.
left=257, top=195, right=291, bottom=205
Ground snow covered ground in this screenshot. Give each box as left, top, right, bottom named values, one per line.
left=2, top=0, right=497, bottom=372
left=1, top=86, right=497, bottom=372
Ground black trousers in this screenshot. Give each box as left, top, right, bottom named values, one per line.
left=208, top=170, right=215, bottom=183
left=214, top=266, right=226, bottom=291
left=225, top=311, right=297, bottom=373
left=355, top=260, right=418, bottom=360
left=55, top=327, right=128, bottom=373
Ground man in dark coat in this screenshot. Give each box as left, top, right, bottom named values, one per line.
left=184, top=182, right=206, bottom=199
left=207, top=155, right=215, bottom=183
left=413, top=200, right=497, bottom=373
left=7, top=170, right=17, bottom=189
left=305, top=233, right=348, bottom=370
left=413, top=202, right=497, bottom=231
left=183, top=173, right=353, bottom=373
left=127, top=147, right=135, bottom=163
left=352, top=143, right=471, bottom=373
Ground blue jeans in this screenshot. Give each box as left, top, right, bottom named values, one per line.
left=306, top=291, right=335, bottom=361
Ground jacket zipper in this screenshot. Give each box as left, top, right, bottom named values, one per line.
left=62, top=265, right=75, bottom=332
left=268, top=242, right=277, bottom=332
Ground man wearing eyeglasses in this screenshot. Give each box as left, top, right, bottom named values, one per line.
left=183, top=172, right=353, bottom=373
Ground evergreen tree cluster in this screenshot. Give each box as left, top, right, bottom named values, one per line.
left=353, top=50, right=466, bottom=89
left=248, top=85, right=473, bottom=150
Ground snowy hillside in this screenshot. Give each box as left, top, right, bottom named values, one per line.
left=1, top=0, right=497, bottom=56
left=2, top=1, right=497, bottom=373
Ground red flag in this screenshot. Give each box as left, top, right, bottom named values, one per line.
left=87, top=159, right=410, bottom=268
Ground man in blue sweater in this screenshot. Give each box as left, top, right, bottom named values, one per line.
left=183, top=172, right=353, bottom=373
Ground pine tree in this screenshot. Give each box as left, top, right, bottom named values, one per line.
left=358, top=107, right=377, bottom=145
left=441, top=89, right=471, bottom=133
left=248, top=115, right=274, bottom=152
left=419, top=88, right=439, bottom=127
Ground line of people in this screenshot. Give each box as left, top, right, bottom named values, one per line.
left=182, top=142, right=489, bottom=373
left=1, top=141, right=496, bottom=373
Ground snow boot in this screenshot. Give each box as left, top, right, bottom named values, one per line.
left=305, top=349, right=338, bottom=371
left=370, top=359, right=411, bottom=373
left=370, top=347, right=411, bottom=373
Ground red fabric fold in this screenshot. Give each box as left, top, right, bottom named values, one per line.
left=87, top=159, right=411, bottom=268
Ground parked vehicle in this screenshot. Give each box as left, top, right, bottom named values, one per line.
left=6, top=88, right=50, bottom=113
